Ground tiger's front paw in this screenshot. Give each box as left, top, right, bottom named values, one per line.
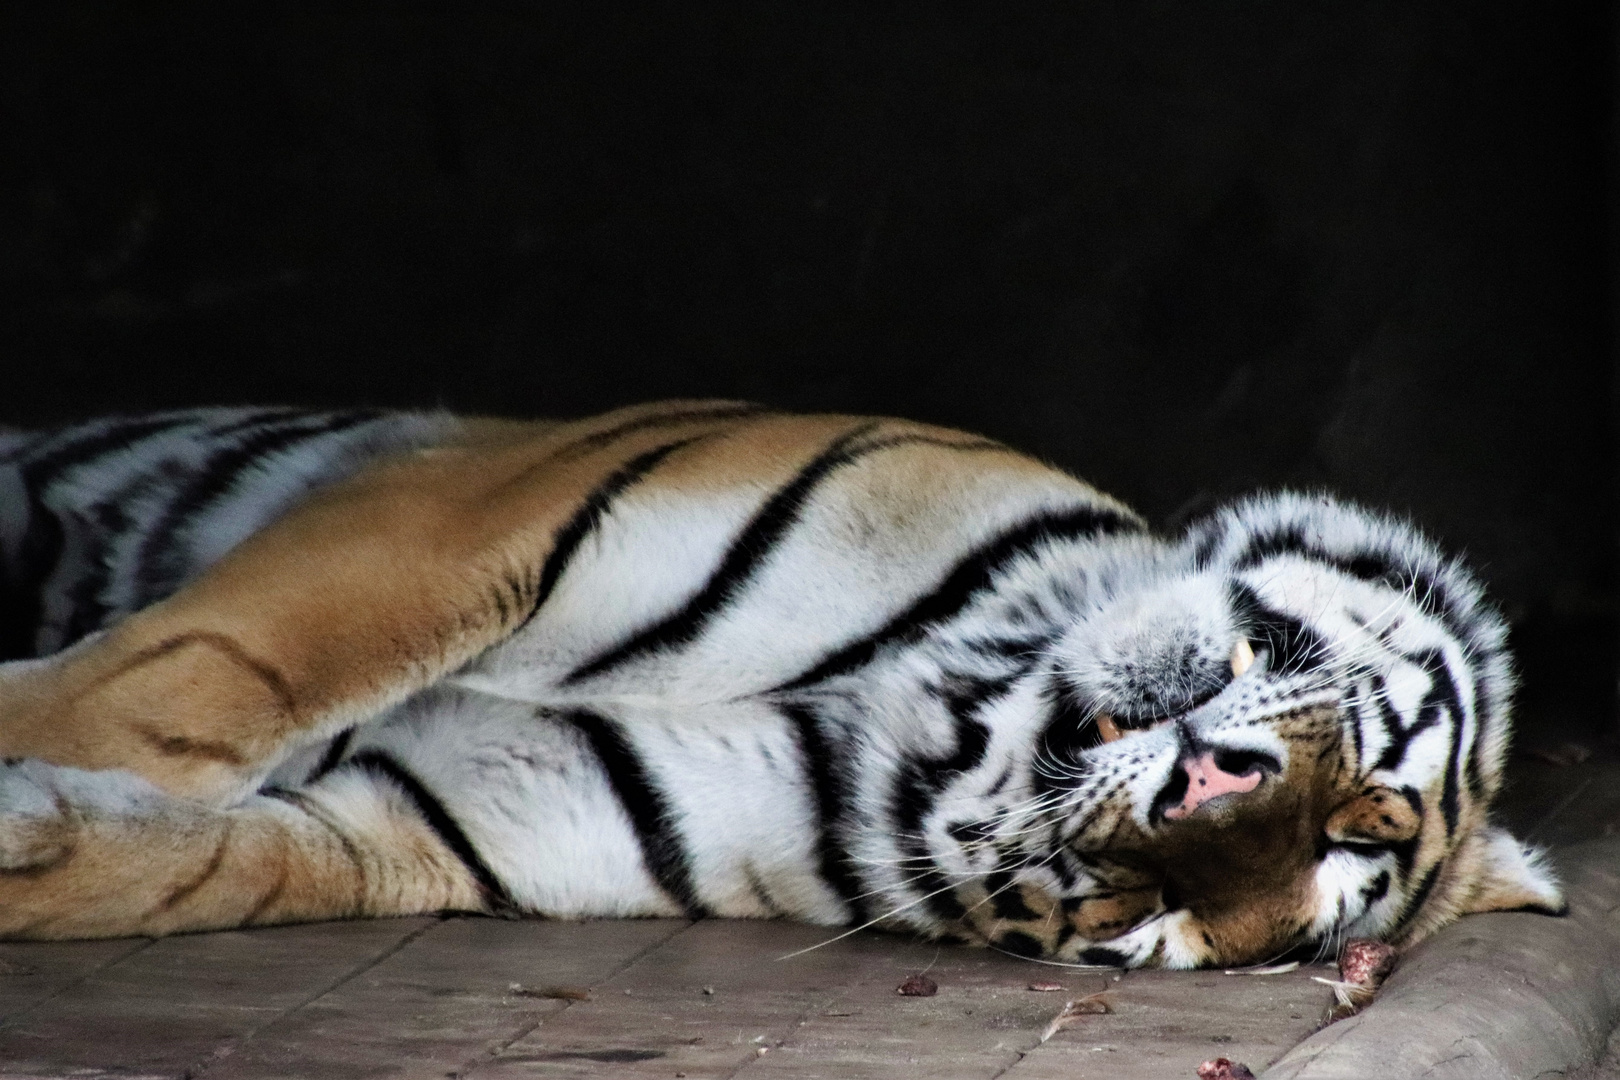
left=0, top=762, right=78, bottom=872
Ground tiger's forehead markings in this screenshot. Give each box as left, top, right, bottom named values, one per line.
left=1213, top=517, right=1483, bottom=652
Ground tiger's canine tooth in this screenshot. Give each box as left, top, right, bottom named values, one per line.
left=1096, top=713, right=1124, bottom=743
left=1230, top=638, right=1256, bottom=677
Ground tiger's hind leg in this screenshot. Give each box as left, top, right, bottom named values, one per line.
left=0, top=761, right=488, bottom=940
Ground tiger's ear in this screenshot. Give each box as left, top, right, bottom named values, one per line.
left=1459, top=826, right=1566, bottom=916
left=1325, top=785, right=1421, bottom=844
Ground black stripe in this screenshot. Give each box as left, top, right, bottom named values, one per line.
left=1347, top=677, right=1369, bottom=771
left=555, top=403, right=766, bottom=460
left=1464, top=667, right=1495, bottom=802
left=346, top=749, right=517, bottom=912
left=1188, top=525, right=1224, bottom=570
left=1233, top=527, right=1478, bottom=646
left=198, top=408, right=308, bottom=440
left=54, top=476, right=152, bottom=647
left=781, top=702, right=867, bottom=921
left=5, top=415, right=195, bottom=657
left=1369, top=675, right=1407, bottom=769
left=1033, top=675, right=1105, bottom=793
left=1361, top=870, right=1392, bottom=908
left=131, top=411, right=383, bottom=606
left=1424, top=653, right=1467, bottom=835
left=891, top=792, right=968, bottom=922
left=18, top=415, right=192, bottom=491
left=774, top=504, right=1142, bottom=692
left=20, top=414, right=310, bottom=650
left=1226, top=582, right=1330, bottom=677
left=1046, top=845, right=1081, bottom=890
left=312, top=727, right=356, bottom=781
left=1232, top=524, right=1310, bottom=571
left=887, top=675, right=1001, bottom=923
left=1389, top=860, right=1443, bottom=937
left=518, top=436, right=705, bottom=630
left=1367, top=650, right=1464, bottom=836
left=565, top=429, right=1021, bottom=683
left=559, top=708, right=711, bottom=917
left=563, top=423, right=885, bottom=681
left=0, top=481, right=62, bottom=660
left=986, top=864, right=1041, bottom=920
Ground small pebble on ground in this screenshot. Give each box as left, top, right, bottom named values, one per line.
left=896, top=974, right=938, bottom=996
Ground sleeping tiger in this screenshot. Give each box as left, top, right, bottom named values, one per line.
left=0, top=401, right=1562, bottom=968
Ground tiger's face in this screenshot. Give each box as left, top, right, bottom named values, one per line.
left=941, top=494, right=1563, bottom=968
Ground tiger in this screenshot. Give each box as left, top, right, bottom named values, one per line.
left=0, top=401, right=1563, bottom=968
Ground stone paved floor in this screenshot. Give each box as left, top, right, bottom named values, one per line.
left=0, top=712, right=1613, bottom=1080
left=0, top=912, right=1342, bottom=1079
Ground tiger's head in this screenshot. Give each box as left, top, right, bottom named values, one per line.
left=944, top=492, right=1562, bottom=968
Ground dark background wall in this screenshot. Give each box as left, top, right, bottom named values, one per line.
left=2, top=4, right=1614, bottom=721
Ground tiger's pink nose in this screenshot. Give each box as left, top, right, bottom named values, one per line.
left=1163, top=752, right=1262, bottom=820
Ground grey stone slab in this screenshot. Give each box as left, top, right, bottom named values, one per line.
left=206, top=916, right=689, bottom=1080
left=0, top=938, right=150, bottom=1026
left=1005, top=965, right=1335, bottom=1080
left=741, top=932, right=1088, bottom=1075
left=737, top=934, right=1080, bottom=1080
left=0, top=917, right=435, bottom=1079
left=1262, top=838, right=1620, bottom=1079
left=474, top=918, right=1338, bottom=1080
left=7, top=877, right=1596, bottom=1080
left=476, top=921, right=970, bottom=1080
